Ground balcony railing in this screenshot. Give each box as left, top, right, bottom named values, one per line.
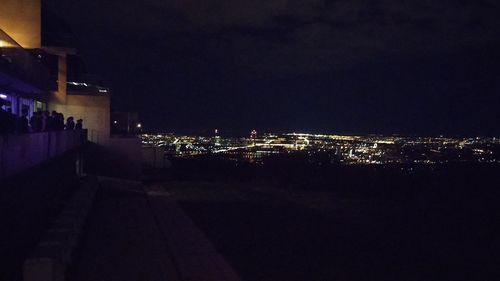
left=0, top=29, right=50, bottom=92
left=0, top=129, right=88, bottom=179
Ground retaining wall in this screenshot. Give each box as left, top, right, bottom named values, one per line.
left=0, top=130, right=87, bottom=179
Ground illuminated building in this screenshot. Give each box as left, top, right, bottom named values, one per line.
left=0, top=0, right=41, bottom=49
left=0, top=0, right=111, bottom=144
left=0, top=28, right=49, bottom=118
left=0, top=0, right=49, bottom=119
left=251, top=129, right=257, bottom=139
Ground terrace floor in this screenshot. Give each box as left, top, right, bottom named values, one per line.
left=70, top=178, right=241, bottom=281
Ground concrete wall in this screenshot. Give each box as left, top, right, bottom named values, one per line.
left=84, top=136, right=142, bottom=180
left=142, top=146, right=171, bottom=168
left=106, top=137, right=142, bottom=179
left=0, top=130, right=87, bottom=179
left=0, top=0, right=41, bottom=49
left=50, top=95, right=110, bottom=145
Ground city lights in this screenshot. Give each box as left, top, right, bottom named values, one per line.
left=141, top=132, right=500, bottom=165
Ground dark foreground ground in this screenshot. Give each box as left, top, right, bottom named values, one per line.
left=0, top=153, right=79, bottom=281
left=146, top=161, right=500, bottom=281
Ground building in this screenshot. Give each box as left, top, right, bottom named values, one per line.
left=0, top=0, right=144, bottom=181
left=0, top=17, right=49, bottom=124
left=0, top=0, right=110, bottom=144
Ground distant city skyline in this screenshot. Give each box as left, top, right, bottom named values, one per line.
left=142, top=132, right=500, bottom=165
left=141, top=129, right=500, bottom=139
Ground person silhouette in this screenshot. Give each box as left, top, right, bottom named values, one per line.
left=66, top=116, right=75, bottom=130
left=75, top=119, right=83, bottom=130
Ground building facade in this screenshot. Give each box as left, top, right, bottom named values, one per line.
left=0, top=0, right=110, bottom=144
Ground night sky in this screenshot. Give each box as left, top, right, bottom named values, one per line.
left=44, top=0, right=500, bottom=136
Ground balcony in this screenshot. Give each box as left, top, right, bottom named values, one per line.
left=0, top=28, right=50, bottom=95
left=0, top=130, right=87, bottom=179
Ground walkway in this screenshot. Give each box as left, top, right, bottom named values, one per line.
left=70, top=178, right=241, bottom=281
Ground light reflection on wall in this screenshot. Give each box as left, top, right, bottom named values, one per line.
left=0, top=39, right=14, bottom=48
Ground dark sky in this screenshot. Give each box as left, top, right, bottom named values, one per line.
left=44, top=0, right=500, bottom=136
